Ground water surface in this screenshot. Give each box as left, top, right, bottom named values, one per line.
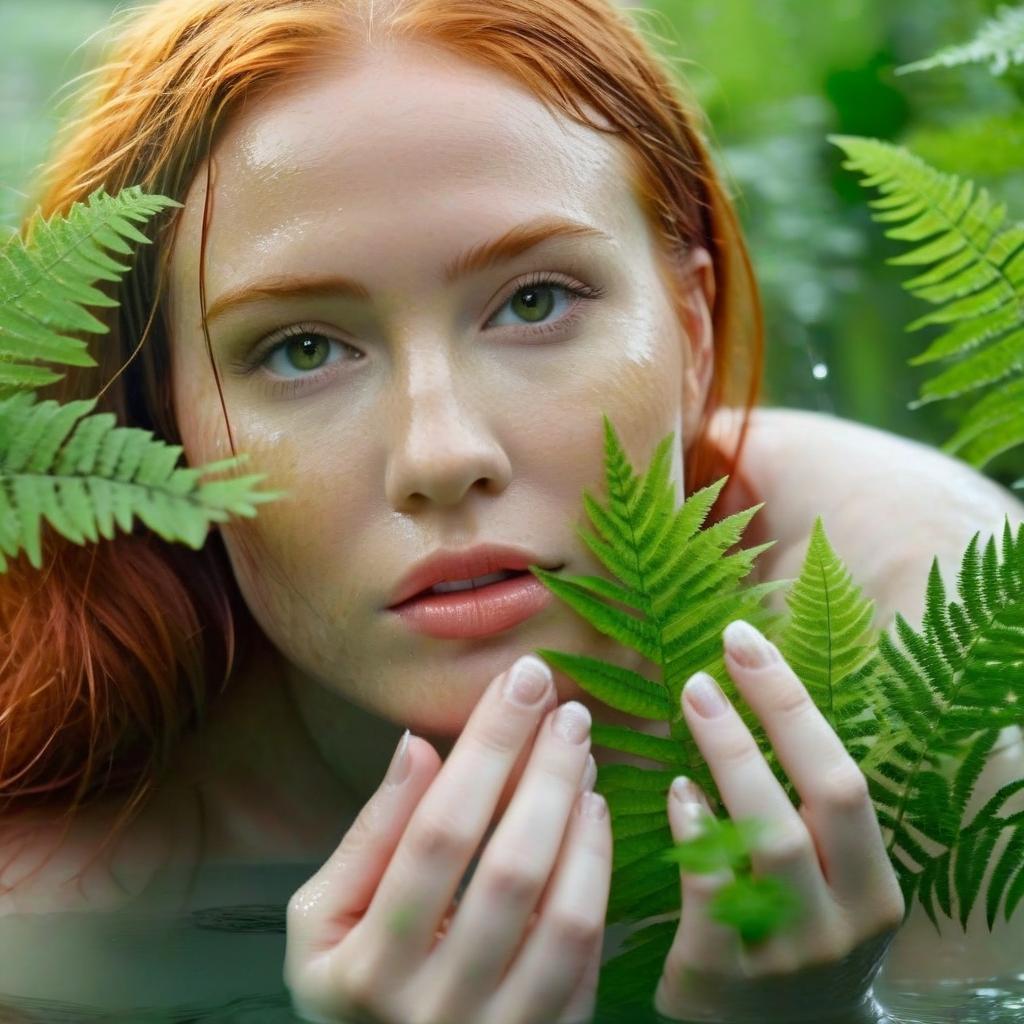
left=0, top=863, right=1019, bottom=1023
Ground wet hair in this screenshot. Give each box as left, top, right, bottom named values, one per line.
left=1, top=0, right=763, bottom=861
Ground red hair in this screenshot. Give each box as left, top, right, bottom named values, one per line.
left=2, top=0, right=763, bottom=859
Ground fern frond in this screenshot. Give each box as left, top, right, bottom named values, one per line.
left=532, top=415, right=780, bottom=813
left=0, top=186, right=181, bottom=391
left=860, top=520, right=1024, bottom=924
left=0, top=391, right=284, bottom=570
left=909, top=761, right=1024, bottom=931
left=829, top=135, right=1024, bottom=473
left=896, top=5, right=1024, bottom=77
left=529, top=412, right=783, bottom=1000
left=778, top=516, right=878, bottom=739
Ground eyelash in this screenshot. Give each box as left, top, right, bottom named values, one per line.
left=232, top=271, right=605, bottom=399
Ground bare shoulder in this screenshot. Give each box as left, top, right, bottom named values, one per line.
left=0, top=783, right=201, bottom=917
left=712, top=405, right=1024, bottom=532
left=711, top=405, right=1024, bottom=619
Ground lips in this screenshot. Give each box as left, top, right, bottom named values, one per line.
left=386, top=543, right=563, bottom=609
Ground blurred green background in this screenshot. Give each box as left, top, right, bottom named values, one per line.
left=3, top=0, right=1024, bottom=485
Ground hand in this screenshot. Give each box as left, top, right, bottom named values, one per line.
left=284, top=655, right=613, bottom=1024
left=654, top=620, right=906, bottom=1023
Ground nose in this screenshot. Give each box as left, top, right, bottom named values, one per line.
left=383, top=351, right=513, bottom=512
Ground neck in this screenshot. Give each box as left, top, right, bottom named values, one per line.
left=167, top=635, right=362, bottom=864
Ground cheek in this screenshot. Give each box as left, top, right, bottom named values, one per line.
left=218, top=430, right=371, bottom=643
left=583, top=296, right=685, bottom=474
left=170, top=347, right=234, bottom=465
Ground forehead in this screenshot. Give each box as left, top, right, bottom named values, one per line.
left=168, top=42, right=646, bottom=297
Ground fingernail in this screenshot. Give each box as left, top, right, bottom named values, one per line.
left=671, top=775, right=696, bottom=804
left=384, top=728, right=411, bottom=786
left=581, top=791, right=607, bottom=821
left=723, top=619, right=779, bottom=668
left=553, top=701, right=591, bottom=744
left=578, top=753, right=597, bottom=792
left=503, top=655, right=552, bottom=707
left=684, top=672, right=729, bottom=718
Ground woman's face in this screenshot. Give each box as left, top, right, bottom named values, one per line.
left=167, top=41, right=711, bottom=745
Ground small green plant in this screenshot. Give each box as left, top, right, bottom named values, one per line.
left=0, top=186, right=283, bottom=569
left=659, top=816, right=802, bottom=943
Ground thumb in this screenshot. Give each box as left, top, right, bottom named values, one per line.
left=285, top=730, right=441, bottom=960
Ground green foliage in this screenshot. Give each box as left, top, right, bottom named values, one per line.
left=896, top=4, right=1024, bottom=77
left=857, top=523, right=1024, bottom=929
left=527, top=416, right=788, bottom=1007
left=778, top=516, right=878, bottom=751
left=0, top=186, right=284, bottom=569
left=830, top=135, right=1024, bottom=479
left=660, top=816, right=802, bottom=944
left=532, top=421, right=1024, bottom=1011
left=660, top=816, right=764, bottom=874
left=0, top=186, right=179, bottom=391
left=708, top=874, right=803, bottom=945
left=903, top=114, right=1024, bottom=181
left=0, top=390, right=280, bottom=571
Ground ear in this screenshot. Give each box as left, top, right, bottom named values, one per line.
left=669, top=246, right=715, bottom=447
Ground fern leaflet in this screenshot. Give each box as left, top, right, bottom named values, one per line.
left=0, top=185, right=284, bottom=568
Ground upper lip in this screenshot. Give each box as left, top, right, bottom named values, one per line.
left=386, top=543, right=563, bottom=608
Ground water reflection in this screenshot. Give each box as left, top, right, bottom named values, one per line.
left=0, top=864, right=1020, bottom=1024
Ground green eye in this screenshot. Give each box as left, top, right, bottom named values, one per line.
left=284, top=334, right=331, bottom=371
left=509, top=285, right=556, bottom=323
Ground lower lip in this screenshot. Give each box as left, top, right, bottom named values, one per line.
left=388, top=572, right=555, bottom=639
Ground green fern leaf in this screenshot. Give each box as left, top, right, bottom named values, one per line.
left=530, top=414, right=779, bottom=812
left=0, top=391, right=284, bottom=570
left=534, top=415, right=1024, bottom=1011
left=0, top=184, right=287, bottom=570
left=596, top=918, right=676, bottom=1013
left=896, top=5, right=1024, bottom=77
left=528, top=413, right=791, bottom=1010
left=860, top=520, right=1024, bottom=924
left=778, top=516, right=878, bottom=733
left=588, top=722, right=688, bottom=768
left=0, top=186, right=181, bottom=391
left=829, top=135, right=1024, bottom=473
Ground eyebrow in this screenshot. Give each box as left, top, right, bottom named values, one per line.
left=204, top=214, right=612, bottom=326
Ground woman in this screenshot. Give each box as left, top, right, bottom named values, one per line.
left=2, top=0, right=1022, bottom=1021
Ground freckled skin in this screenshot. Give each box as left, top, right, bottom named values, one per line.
left=165, top=42, right=712, bottom=854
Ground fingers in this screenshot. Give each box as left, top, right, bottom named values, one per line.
left=664, top=778, right=740, bottom=974
left=484, top=787, right=612, bottom=1024
left=681, top=669, right=827, bottom=904
left=284, top=728, right=441, bottom=968
left=349, top=655, right=558, bottom=971
left=415, top=701, right=595, bottom=1017
left=720, top=621, right=901, bottom=919
left=554, top=910, right=605, bottom=1024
